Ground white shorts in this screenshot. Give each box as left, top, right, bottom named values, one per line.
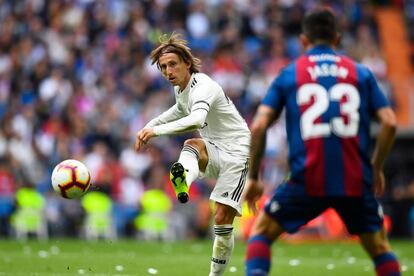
left=203, top=140, right=249, bottom=216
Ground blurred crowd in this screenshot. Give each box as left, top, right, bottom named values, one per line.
left=0, top=0, right=412, bottom=240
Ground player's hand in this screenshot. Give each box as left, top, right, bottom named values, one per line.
left=372, top=166, right=385, bottom=196
left=243, top=178, right=264, bottom=214
left=135, top=127, right=155, bottom=152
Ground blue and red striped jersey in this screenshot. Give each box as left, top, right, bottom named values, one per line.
left=262, top=45, right=389, bottom=197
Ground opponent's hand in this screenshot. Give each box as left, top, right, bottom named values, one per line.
left=243, top=178, right=264, bottom=214
left=135, top=127, right=155, bottom=152
left=373, top=167, right=385, bottom=197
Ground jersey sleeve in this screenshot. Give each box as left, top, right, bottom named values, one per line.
left=152, top=83, right=213, bottom=136
left=145, top=104, right=184, bottom=128
left=152, top=108, right=207, bottom=135
left=261, top=73, right=286, bottom=112
left=366, top=69, right=390, bottom=112
left=189, top=83, right=216, bottom=114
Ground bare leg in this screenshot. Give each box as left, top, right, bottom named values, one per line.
left=250, top=211, right=285, bottom=240
left=359, top=228, right=401, bottom=276
left=245, top=210, right=285, bottom=276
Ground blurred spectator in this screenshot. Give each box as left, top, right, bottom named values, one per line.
left=134, top=188, right=172, bottom=241
left=0, top=157, right=16, bottom=236
left=11, top=182, right=48, bottom=240
left=82, top=191, right=116, bottom=240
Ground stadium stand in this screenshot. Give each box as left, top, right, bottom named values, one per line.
left=376, top=6, right=414, bottom=126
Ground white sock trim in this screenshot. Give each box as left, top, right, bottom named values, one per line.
left=181, top=145, right=200, bottom=160
left=214, top=224, right=233, bottom=236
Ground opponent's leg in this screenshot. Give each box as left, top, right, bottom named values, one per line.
left=209, top=203, right=237, bottom=276
left=359, top=229, right=401, bottom=276
left=245, top=211, right=284, bottom=276
left=170, top=138, right=208, bottom=203
left=335, top=196, right=401, bottom=276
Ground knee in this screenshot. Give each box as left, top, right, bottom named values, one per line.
left=364, top=239, right=391, bottom=258
left=214, top=209, right=228, bottom=225
left=371, top=241, right=391, bottom=257
left=183, top=138, right=203, bottom=149
left=360, top=229, right=393, bottom=258
left=250, top=211, right=283, bottom=241
left=183, top=139, right=208, bottom=168
left=214, top=205, right=236, bottom=225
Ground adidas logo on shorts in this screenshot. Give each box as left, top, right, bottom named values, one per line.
left=221, top=192, right=229, bottom=198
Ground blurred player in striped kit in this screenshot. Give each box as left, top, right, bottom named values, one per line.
left=135, top=33, right=250, bottom=276
left=244, top=7, right=401, bottom=276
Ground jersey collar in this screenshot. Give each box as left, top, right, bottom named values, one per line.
left=306, top=44, right=336, bottom=55
left=178, top=73, right=195, bottom=94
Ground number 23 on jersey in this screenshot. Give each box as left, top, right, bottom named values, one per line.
left=297, top=83, right=360, bottom=140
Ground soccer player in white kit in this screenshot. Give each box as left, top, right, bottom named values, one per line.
left=135, top=33, right=250, bottom=276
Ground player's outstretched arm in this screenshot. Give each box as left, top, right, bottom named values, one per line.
left=371, top=107, right=397, bottom=196
left=135, top=104, right=184, bottom=151
left=244, top=105, right=280, bottom=213
left=145, top=104, right=183, bottom=128
left=152, top=108, right=207, bottom=136
left=135, top=107, right=207, bottom=151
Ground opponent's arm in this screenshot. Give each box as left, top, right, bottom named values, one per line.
left=371, top=107, right=397, bottom=196
left=244, top=105, right=280, bottom=212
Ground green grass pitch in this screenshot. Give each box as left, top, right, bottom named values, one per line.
left=0, top=239, right=412, bottom=275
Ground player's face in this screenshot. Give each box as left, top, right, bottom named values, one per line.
left=159, top=53, right=191, bottom=90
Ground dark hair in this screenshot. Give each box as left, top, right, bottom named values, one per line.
left=150, top=33, right=201, bottom=74
left=302, top=7, right=337, bottom=44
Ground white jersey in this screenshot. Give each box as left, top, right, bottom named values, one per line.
left=148, top=73, right=250, bottom=156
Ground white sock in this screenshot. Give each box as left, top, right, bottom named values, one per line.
left=209, top=224, right=234, bottom=276
left=177, top=144, right=200, bottom=189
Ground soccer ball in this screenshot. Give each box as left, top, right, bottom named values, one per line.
left=51, top=159, right=91, bottom=199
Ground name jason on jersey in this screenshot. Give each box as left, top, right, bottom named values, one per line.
left=306, top=63, right=349, bottom=81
